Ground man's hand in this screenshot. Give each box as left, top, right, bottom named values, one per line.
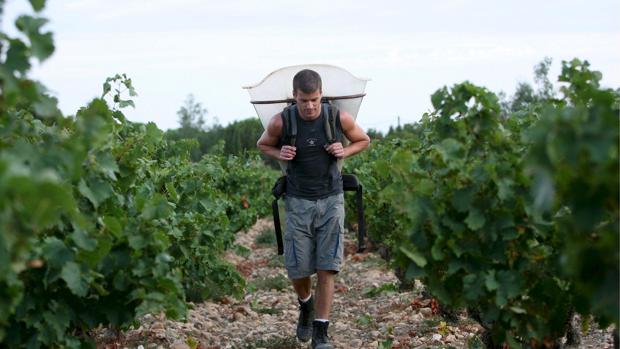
left=325, top=142, right=345, bottom=159
left=280, top=145, right=296, bottom=160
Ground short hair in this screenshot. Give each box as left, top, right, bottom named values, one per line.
left=293, top=69, right=322, bottom=94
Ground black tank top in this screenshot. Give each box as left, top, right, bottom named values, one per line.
left=286, top=106, right=343, bottom=200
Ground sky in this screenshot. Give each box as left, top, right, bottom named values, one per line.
left=3, top=0, right=619, bottom=133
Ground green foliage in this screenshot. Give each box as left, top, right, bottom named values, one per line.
left=0, top=92, right=275, bottom=347
left=366, top=128, right=385, bottom=140
left=508, top=82, right=538, bottom=113
left=232, top=244, right=251, bottom=258
left=385, top=82, right=570, bottom=346
left=467, top=336, right=485, bottom=349
left=177, top=94, right=208, bottom=131
left=250, top=274, right=289, bottom=291
left=345, top=61, right=618, bottom=347
left=267, top=254, right=285, bottom=268
left=2, top=3, right=616, bottom=347
left=363, top=282, right=399, bottom=298
left=102, top=73, right=137, bottom=110
left=343, top=137, right=410, bottom=250
left=500, top=57, right=558, bottom=117
left=356, top=313, right=374, bottom=327
left=166, top=115, right=267, bottom=162
left=0, top=2, right=277, bottom=347
left=255, top=227, right=277, bottom=246
left=250, top=298, right=282, bottom=315
left=525, top=58, right=619, bottom=328
left=533, top=57, right=555, bottom=100
left=378, top=338, right=393, bottom=349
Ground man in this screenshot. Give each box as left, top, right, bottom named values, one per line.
left=257, top=69, right=370, bottom=349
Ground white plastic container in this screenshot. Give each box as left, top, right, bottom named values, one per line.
left=243, top=64, right=369, bottom=130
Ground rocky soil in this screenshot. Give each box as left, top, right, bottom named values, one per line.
left=95, top=219, right=616, bottom=349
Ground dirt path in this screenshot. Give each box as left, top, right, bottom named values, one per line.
left=97, top=219, right=616, bottom=349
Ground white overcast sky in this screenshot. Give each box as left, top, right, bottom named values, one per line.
left=3, top=0, right=619, bottom=132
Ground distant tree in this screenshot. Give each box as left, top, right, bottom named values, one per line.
left=366, top=128, right=384, bottom=140
left=166, top=94, right=210, bottom=160
left=500, top=57, right=556, bottom=115
left=198, top=118, right=264, bottom=156
left=177, top=94, right=208, bottom=131
left=166, top=113, right=267, bottom=162
left=534, top=57, right=555, bottom=100
left=510, top=82, right=537, bottom=112
left=385, top=122, right=420, bottom=140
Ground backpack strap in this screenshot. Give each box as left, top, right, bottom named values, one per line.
left=324, top=103, right=336, bottom=144
left=280, top=105, right=297, bottom=146
left=280, top=109, right=288, bottom=146
left=289, top=106, right=297, bottom=146
left=324, top=102, right=347, bottom=145
left=323, top=102, right=348, bottom=171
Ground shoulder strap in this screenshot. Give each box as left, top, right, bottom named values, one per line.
left=289, top=107, right=297, bottom=146
left=280, top=109, right=289, bottom=145
left=277, top=105, right=297, bottom=174
left=324, top=103, right=346, bottom=145
left=280, top=105, right=297, bottom=146
left=324, top=103, right=336, bottom=144
left=323, top=102, right=348, bottom=172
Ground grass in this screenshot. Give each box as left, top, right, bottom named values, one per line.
left=363, top=282, right=399, bottom=297
left=360, top=254, right=388, bottom=268
left=378, top=339, right=393, bottom=349
left=422, top=318, right=442, bottom=328
left=232, top=244, right=251, bottom=257
left=250, top=299, right=283, bottom=315
left=356, top=312, right=374, bottom=327
left=267, top=254, right=285, bottom=268
left=467, top=336, right=485, bottom=349
left=249, top=274, right=289, bottom=291
left=415, top=317, right=447, bottom=336
left=255, top=227, right=277, bottom=246
left=252, top=306, right=282, bottom=315
left=186, top=336, right=199, bottom=349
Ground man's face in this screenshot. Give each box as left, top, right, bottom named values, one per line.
left=293, top=89, right=322, bottom=119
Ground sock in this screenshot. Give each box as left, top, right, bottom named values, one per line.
left=299, top=294, right=312, bottom=303
left=314, top=318, right=329, bottom=323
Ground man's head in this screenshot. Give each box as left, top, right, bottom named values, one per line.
left=293, top=69, right=322, bottom=95
left=293, top=69, right=322, bottom=119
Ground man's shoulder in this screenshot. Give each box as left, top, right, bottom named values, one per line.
left=267, top=112, right=284, bottom=135
left=336, top=110, right=356, bottom=131
left=337, top=109, right=353, bottom=121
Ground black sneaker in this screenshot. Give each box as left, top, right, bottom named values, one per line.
left=296, top=296, right=314, bottom=342
left=311, top=320, right=334, bottom=349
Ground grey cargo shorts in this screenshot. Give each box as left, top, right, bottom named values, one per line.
left=284, top=193, right=345, bottom=280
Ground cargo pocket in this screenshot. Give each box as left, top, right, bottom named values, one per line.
left=334, top=194, right=345, bottom=259
left=284, top=237, right=298, bottom=268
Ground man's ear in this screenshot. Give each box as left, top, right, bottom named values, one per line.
left=292, top=89, right=297, bottom=98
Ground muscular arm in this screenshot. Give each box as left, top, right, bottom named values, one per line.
left=256, top=113, right=296, bottom=161
left=325, top=111, right=370, bottom=158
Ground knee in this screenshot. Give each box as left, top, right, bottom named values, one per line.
left=316, top=269, right=337, bottom=281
